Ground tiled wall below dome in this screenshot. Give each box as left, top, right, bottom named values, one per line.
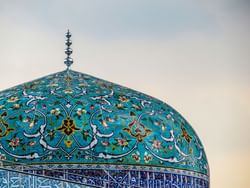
left=0, top=168, right=209, bottom=188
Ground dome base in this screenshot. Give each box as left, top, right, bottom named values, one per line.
left=1, top=164, right=209, bottom=188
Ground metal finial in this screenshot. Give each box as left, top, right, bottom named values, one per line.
left=64, top=30, right=73, bottom=69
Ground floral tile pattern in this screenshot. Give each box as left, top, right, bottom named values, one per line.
left=0, top=69, right=209, bottom=187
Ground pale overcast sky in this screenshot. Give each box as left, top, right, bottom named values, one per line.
left=0, top=1, right=249, bottom=187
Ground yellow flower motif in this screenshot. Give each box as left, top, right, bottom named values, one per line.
left=51, top=108, right=61, bottom=116
left=64, top=136, right=73, bottom=148
left=29, top=120, right=35, bottom=128
left=117, top=138, right=128, bottom=147
left=152, top=140, right=161, bottom=150
left=116, top=103, right=124, bottom=109
left=76, top=108, right=86, bottom=116
left=7, top=96, right=19, bottom=103
left=57, top=117, right=80, bottom=136
left=9, top=138, right=20, bottom=147
left=144, top=152, right=152, bottom=163
left=119, top=96, right=129, bottom=102
left=100, top=119, right=109, bottom=128
left=132, top=151, right=140, bottom=162
left=0, top=153, right=6, bottom=161
left=12, top=104, right=20, bottom=109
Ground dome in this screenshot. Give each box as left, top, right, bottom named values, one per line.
left=0, top=31, right=209, bottom=188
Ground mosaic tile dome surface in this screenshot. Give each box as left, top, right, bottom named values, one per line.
left=0, top=69, right=209, bottom=187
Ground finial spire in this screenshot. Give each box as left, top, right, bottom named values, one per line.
left=64, top=30, right=73, bottom=70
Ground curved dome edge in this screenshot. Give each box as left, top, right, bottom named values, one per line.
left=0, top=70, right=209, bottom=177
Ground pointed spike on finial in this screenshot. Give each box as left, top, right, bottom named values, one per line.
left=64, top=30, right=73, bottom=70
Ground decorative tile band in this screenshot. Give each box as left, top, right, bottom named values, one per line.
left=2, top=163, right=209, bottom=187
left=0, top=168, right=209, bottom=188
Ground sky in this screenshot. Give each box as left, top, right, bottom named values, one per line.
left=0, top=0, right=249, bottom=187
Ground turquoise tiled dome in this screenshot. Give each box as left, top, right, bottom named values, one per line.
left=0, top=69, right=209, bottom=187
left=0, top=30, right=209, bottom=188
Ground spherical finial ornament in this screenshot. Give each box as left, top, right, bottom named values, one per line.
left=64, top=30, right=73, bottom=69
